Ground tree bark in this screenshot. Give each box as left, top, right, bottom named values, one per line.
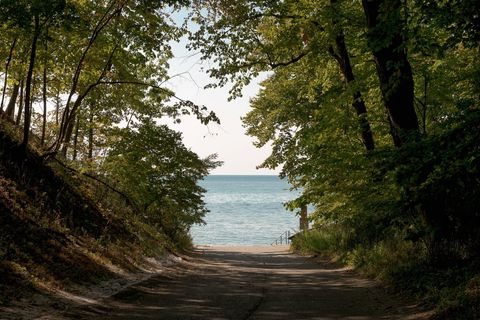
left=41, top=37, right=48, bottom=145
left=53, top=1, right=125, bottom=152
left=1, top=38, right=17, bottom=112
left=88, top=104, right=94, bottom=160
left=60, top=45, right=117, bottom=155
left=55, top=90, right=60, bottom=125
left=3, top=83, right=19, bottom=121
left=72, top=116, right=80, bottom=161
left=330, top=33, right=375, bottom=151
left=61, top=112, right=75, bottom=157
left=328, top=0, right=374, bottom=151
left=16, top=80, right=24, bottom=126
left=361, top=0, right=419, bottom=146
left=21, top=14, right=41, bottom=149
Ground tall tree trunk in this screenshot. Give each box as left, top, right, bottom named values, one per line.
left=4, top=83, right=19, bottom=121
left=61, top=112, right=76, bottom=156
left=329, top=32, right=375, bottom=151
left=55, top=90, right=60, bottom=125
left=41, top=37, right=48, bottom=145
left=1, top=38, right=17, bottom=112
left=60, top=46, right=116, bottom=155
left=53, top=2, right=125, bottom=152
left=329, top=0, right=374, bottom=151
left=21, top=15, right=41, bottom=149
left=72, top=116, right=80, bottom=161
left=16, top=80, right=24, bottom=126
left=361, top=0, right=419, bottom=146
left=88, top=104, right=94, bottom=160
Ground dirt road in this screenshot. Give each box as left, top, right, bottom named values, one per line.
left=64, top=246, right=429, bottom=319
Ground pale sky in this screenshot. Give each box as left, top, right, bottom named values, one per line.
left=164, top=39, right=278, bottom=175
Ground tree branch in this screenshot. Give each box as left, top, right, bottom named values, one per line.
left=97, top=80, right=188, bottom=103
left=51, top=156, right=136, bottom=207
left=231, top=50, right=310, bottom=73
left=269, top=51, right=309, bottom=69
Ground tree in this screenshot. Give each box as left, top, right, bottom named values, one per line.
left=361, top=0, right=419, bottom=146
left=0, top=0, right=220, bottom=243
left=0, top=0, right=67, bottom=148
left=0, top=37, right=17, bottom=114
left=104, top=118, right=221, bottom=240
left=243, top=59, right=378, bottom=220
left=190, top=0, right=380, bottom=150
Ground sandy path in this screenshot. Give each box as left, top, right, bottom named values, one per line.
left=63, top=245, right=429, bottom=320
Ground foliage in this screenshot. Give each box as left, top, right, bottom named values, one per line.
left=289, top=108, right=480, bottom=316
left=290, top=225, right=353, bottom=257
left=0, top=1, right=223, bottom=308
left=0, top=0, right=221, bottom=153
left=0, top=118, right=165, bottom=305
left=0, top=0, right=222, bottom=246
left=0, top=0, right=480, bottom=317
left=393, top=109, right=480, bottom=261
left=292, top=227, right=480, bottom=318
left=190, top=0, right=480, bottom=317
left=190, top=0, right=480, bottom=256
left=103, top=119, right=221, bottom=241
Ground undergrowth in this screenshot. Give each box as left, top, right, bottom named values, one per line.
left=0, top=119, right=195, bottom=309
left=292, top=227, right=480, bottom=319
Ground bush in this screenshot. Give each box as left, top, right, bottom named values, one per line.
left=394, top=109, right=480, bottom=261
left=291, top=224, right=353, bottom=257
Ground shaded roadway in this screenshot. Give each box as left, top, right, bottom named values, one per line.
left=64, top=246, right=429, bottom=320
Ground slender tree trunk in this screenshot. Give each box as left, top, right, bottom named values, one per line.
left=72, top=115, right=80, bottom=161
left=1, top=38, right=17, bottom=112
left=330, top=33, right=375, bottom=151
left=361, top=0, right=419, bottom=146
left=4, top=83, right=19, bottom=121
left=422, top=73, right=428, bottom=134
left=88, top=104, right=94, bottom=160
left=53, top=2, right=125, bottom=152
left=55, top=90, right=60, bottom=125
left=60, top=46, right=116, bottom=155
left=16, top=80, right=24, bottom=126
left=21, top=15, right=41, bottom=149
left=41, top=38, right=48, bottom=145
left=125, top=112, right=134, bottom=129
left=329, top=0, right=374, bottom=151
left=61, top=98, right=81, bottom=156
left=61, top=108, right=76, bottom=156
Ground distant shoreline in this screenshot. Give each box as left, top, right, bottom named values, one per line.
left=207, top=174, right=278, bottom=177
left=194, top=244, right=290, bottom=253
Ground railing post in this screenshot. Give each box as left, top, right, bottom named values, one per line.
left=272, top=230, right=297, bottom=246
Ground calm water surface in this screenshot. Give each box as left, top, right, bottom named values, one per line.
left=190, top=175, right=299, bottom=245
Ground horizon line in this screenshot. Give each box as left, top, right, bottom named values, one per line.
left=207, top=173, right=280, bottom=176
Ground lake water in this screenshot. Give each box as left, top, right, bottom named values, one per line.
left=190, top=175, right=299, bottom=245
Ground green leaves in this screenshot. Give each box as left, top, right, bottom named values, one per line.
left=191, top=0, right=480, bottom=263
left=0, top=0, right=224, bottom=244
left=104, top=119, right=221, bottom=239
left=0, top=0, right=66, bottom=29
left=393, top=110, right=480, bottom=257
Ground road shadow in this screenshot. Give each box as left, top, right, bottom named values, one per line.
left=62, top=246, right=430, bottom=320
